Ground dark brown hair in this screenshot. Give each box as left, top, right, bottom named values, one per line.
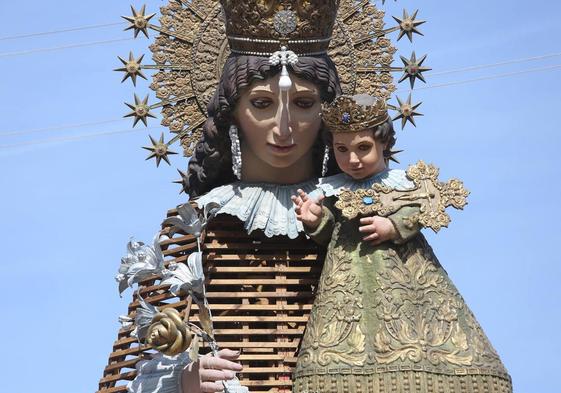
left=185, top=54, right=342, bottom=197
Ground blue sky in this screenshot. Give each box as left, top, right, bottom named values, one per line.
left=0, top=1, right=559, bottom=392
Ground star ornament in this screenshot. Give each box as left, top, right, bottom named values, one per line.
left=173, top=168, right=189, bottom=194
left=122, top=5, right=156, bottom=38
left=124, top=94, right=156, bottom=127
left=399, top=52, right=431, bottom=89
left=393, top=94, right=423, bottom=129
left=393, top=9, right=425, bottom=42
left=115, top=52, right=147, bottom=86
left=384, top=149, right=404, bottom=164
left=143, top=133, right=177, bottom=167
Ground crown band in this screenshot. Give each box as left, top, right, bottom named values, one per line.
left=322, top=95, right=390, bottom=133
left=227, top=36, right=332, bottom=57
left=326, top=113, right=390, bottom=133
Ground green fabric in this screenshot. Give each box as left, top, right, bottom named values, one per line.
left=294, top=199, right=511, bottom=393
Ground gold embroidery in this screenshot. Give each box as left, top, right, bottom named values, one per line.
left=299, top=234, right=367, bottom=367
left=373, top=246, right=473, bottom=366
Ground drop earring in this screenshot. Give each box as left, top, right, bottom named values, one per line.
left=229, top=124, right=242, bottom=180
left=321, top=145, right=330, bottom=177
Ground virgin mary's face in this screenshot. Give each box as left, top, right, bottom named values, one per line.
left=234, top=74, right=322, bottom=183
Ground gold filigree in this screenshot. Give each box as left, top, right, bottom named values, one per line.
left=298, top=233, right=367, bottom=368
left=221, top=0, right=339, bottom=55
left=121, top=0, right=402, bottom=158
left=322, top=94, right=389, bottom=133
left=373, top=247, right=474, bottom=367
left=334, top=160, right=470, bottom=232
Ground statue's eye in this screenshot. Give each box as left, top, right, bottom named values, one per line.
left=358, top=143, right=372, bottom=151
left=250, top=98, right=272, bottom=109
left=294, top=98, right=316, bottom=109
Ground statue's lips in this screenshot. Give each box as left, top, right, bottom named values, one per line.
left=267, top=143, right=296, bottom=154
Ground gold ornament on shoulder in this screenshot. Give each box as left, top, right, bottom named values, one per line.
left=334, top=160, right=470, bottom=232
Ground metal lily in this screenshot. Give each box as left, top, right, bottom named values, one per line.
left=115, top=234, right=167, bottom=296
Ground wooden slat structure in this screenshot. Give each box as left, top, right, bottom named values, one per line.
left=97, top=209, right=324, bottom=393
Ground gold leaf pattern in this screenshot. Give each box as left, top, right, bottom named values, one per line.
left=295, top=208, right=510, bottom=391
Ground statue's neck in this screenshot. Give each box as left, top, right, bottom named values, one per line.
left=240, top=148, right=316, bottom=184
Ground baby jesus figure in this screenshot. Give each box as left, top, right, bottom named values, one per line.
left=291, top=94, right=508, bottom=392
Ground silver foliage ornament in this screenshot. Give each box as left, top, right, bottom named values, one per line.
left=134, top=294, right=160, bottom=340
left=162, top=252, right=214, bottom=339
left=163, top=202, right=220, bottom=251
left=162, top=252, right=204, bottom=297
left=115, top=234, right=168, bottom=296
left=224, top=377, right=249, bottom=393
left=118, top=315, right=134, bottom=329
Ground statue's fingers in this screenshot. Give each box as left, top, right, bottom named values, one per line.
left=291, top=195, right=301, bottom=206
left=358, top=224, right=376, bottom=233
left=297, top=189, right=309, bottom=201
left=362, top=232, right=379, bottom=242
left=201, top=381, right=226, bottom=392
left=200, top=353, right=241, bottom=371
left=359, top=216, right=375, bottom=225
left=216, top=348, right=241, bottom=358
left=200, top=368, right=236, bottom=382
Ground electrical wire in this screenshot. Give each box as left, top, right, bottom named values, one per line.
left=398, top=63, right=561, bottom=93
left=0, top=119, right=125, bottom=138
left=0, top=126, right=159, bottom=150
left=1, top=62, right=560, bottom=149
left=0, top=38, right=133, bottom=58
left=0, top=22, right=124, bottom=41
left=431, top=52, right=561, bottom=76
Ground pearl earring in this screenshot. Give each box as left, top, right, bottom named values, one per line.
left=321, top=145, right=330, bottom=177
left=229, top=125, right=242, bottom=180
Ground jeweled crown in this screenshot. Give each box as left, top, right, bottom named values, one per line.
left=220, top=0, right=339, bottom=55
left=322, top=94, right=390, bottom=133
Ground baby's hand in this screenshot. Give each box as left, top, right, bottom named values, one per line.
left=291, top=189, right=324, bottom=230
left=359, top=216, right=398, bottom=246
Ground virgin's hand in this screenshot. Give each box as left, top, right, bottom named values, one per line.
left=359, top=216, right=398, bottom=246
left=291, top=189, right=324, bottom=229
left=181, top=349, right=242, bottom=393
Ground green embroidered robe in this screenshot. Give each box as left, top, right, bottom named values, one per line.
left=293, top=201, right=512, bottom=393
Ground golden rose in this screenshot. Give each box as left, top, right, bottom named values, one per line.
left=146, top=308, right=192, bottom=356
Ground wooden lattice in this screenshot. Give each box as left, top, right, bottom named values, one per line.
left=97, top=209, right=324, bottom=393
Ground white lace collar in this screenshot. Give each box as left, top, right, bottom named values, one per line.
left=317, top=168, right=415, bottom=197
left=194, top=180, right=317, bottom=239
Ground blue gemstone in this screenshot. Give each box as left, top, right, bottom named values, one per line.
left=342, top=112, right=351, bottom=124
left=363, top=196, right=374, bottom=205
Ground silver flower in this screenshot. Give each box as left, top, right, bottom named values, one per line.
left=162, top=251, right=214, bottom=339
left=161, top=251, right=204, bottom=297
left=134, top=294, right=159, bottom=340
left=116, top=234, right=166, bottom=296
left=118, top=315, right=134, bottom=329
left=163, top=202, right=220, bottom=239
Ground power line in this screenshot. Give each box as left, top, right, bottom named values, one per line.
left=0, top=126, right=160, bottom=150
left=398, top=64, right=561, bottom=94
left=0, top=38, right=133, bottom=58
left=0, top=119, right=125, bottom=138
left=1, top=63, right=559, bottom=149
left=431, top=52, right=561, bottom=76
left=0, top=22, right=124, bottom=41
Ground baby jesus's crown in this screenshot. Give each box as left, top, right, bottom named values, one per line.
left=321, top=94, right=390, bottom=133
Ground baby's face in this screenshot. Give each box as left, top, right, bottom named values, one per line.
left=332, top=130, right=386, bottom=179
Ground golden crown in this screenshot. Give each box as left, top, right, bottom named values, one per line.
left=220, top=0, right=339, bottom=55
left=322, top=94, right=389, bottom=133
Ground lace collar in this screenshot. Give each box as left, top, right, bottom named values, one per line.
left=194, top=180, right=317, bottom=239
left=317, top=168, right=415, bottom=197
